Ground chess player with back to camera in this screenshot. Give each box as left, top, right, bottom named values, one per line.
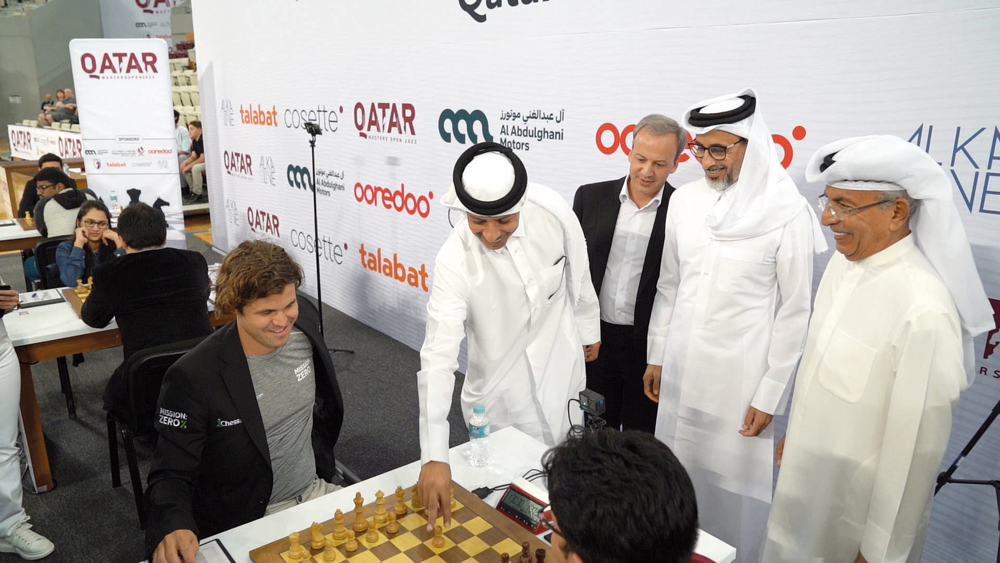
left=147, top=240, right=344, bottom=563
left=417, top=143, right=601, bottom=531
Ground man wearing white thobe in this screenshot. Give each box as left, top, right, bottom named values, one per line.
left=762, top=135, right=994, bottom=563
left=643, top=88, right=826, bottom=562
left=417, top=142, right=601, bottom=530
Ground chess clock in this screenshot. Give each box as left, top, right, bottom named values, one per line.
left=496, top=477, right=549, bottom=534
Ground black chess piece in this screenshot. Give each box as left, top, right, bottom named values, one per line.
left=153, top=197, right=170, bottom=212
left=126, top=188, right=142, bottom=204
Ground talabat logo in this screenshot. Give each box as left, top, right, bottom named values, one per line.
left=287, top=164, right=314, bottom=192
left=354, top=102, right=416, bottom=143
left=135, top=0, right=174, bottom=14
left=910, top=124, right=1000, bottom=215
left=595, top=122, right=807, bottom=169
left=459, top=0, right=550, bottom=23
left=247, top=207, right=279, bottom=238
left=80, top=52, right=158, bottom=80
left=285, top=104, right=342, bottom=133
left=358, top=243, right=429, bottom=292
left=223, top=150, right=253, bottom=180
left=10, top=129, right=31, bottom=153
left=291, top=229, right=346, bottom=265
left=354, top=182, right=433, bottom=218
left=439, top=109, right=492, bottom=144
left=239, top=104, right=278, bottom=127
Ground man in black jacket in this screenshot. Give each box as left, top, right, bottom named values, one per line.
left=16, top=153, right=76, bottom=218
left=147, top=240, right=344, bottom=563
left=81, top=202, right=213, bottom=411
left=572, top=114, right=684, bottom=432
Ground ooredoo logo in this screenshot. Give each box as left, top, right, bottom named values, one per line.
left=459, top=0, right=550, bottom=23
left=224, top=151, right=253, bottom=180
left=247, top=207, right=279, bottom=238
left=148, top=148, right=172, bottom=155
left=354, top=102, right=416, bottom=143
left=80, top=52, right=158, bottom=80
left=439, top=109, right=492, bottom=144
left=358, top=243, right=428, bottom=292
left=285, top=104, right=341, bottom=133
left=10, top=129, right=31, bottom=153
left=354, top=182, right=433, bottom=218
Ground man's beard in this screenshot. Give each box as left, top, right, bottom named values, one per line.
left=705, top=164, right=740, bottom=191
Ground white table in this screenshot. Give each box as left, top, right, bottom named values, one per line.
left=205, top=427, right=737, bottom=562
left=0, top=219, right=42, bottom=253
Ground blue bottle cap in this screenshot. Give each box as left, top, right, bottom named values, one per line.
left=473, top=404, right=485, bottom=414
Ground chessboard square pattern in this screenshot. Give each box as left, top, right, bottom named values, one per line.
left=399, top=513, right=427, bottom=530
left=362, top=531, right=389, bottom=549
left=444, top=525, right=473, bottom=545
left=423, top=534, right=456, bottom=554
left=450, top=507, right=475, bottom=525
left=382, top=554, right=416, bottom=563
left=475, top=526, right=507, bottom=546
left=409, top=525, right=434, bottom=542
left=336, top=542, right=368, bottom=558
left=456, top=535, right=491, bottom=556
left=404, top=542, right=437, bottom=560
left=436, top=546, right=477, bottom=563
left=369, top=540, right=403, bottom=560
left=388, top=532, right=423, bottom=551
left=343, top=551, right=380, bottom=563
left=461, top=517, right=491, bottom=535
left=493, top=538, right=523, bottom=556
left=472, top=549, right=506, bottom=563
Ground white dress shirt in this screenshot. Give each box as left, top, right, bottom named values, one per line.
left=598, top=179, right=663, bottom=325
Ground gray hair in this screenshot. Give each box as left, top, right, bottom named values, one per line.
left=878, top=189, right=918, bottom=220
left=634, top=114, right=687, bottom=160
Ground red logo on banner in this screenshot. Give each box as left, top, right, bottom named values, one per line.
left=353, top=102, right=416, bottom=141
left=135, top=0, right=173, bottom=14
left=239, top=104, right=278, bottom=127
left=354, top=182, right=433, bottom=218
left=247, top=207, right=280, bottom=238
left=10, top=129, right=31, bottom=153
left=58, top=136, right=83, bottom=159
left=80, top=52, right=159, bottom=80
left=223, top=151, right=253, bottom=178
left=358, top=243, right=429, bottom=292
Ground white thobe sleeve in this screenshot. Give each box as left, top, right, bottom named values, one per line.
left=860, top=308, right=965, bottom=563
left=646, top=206, right=679, bottom=364
left=561, top=201, right=601, bottom=345
left=417, top=253, right=469, bottom=466
left=750, top=210, right=814, bottom=415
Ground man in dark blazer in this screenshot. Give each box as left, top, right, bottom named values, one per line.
left=147, top=240, right=344, bottom=563
left=573, top=114, right=685, bottom=432
left=81, top=202, right=213, bottom=411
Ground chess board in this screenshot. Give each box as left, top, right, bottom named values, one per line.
left=60, top=287, right=87, bottom=318
left=249, top=481, right=551, bottom=563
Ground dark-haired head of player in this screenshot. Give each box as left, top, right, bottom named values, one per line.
left=214, top=239, right=304, bottom=356
left=542, top=429, right=699, bottom=563
left=117, top=201, right=167, bottom=251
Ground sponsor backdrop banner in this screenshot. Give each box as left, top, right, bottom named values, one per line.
left=6, top=125, right=82, bottom=161
left=98, top=0, right=174, bottom=42
left=69, top=38, right=185, bottom=246
left=192, top=2, right=1000, bottom=559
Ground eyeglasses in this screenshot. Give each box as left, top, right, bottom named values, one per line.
left=816, top=194, right=890, bottom=219
left=82, top=220, right=109, bottom=229
left=538, top=507, right=562, bottom=537
left=688, top=139, right=746, bottom=160
left=36, top=183, right=58, bottom=193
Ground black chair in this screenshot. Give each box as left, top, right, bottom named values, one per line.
left=33, top=237, right=78, bottom=418
left=106, top=335, right=208, bottom=529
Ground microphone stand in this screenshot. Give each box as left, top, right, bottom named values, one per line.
left=934, top=396, right=1000, bottom=563
left=304, top=122, right=324, bottom=337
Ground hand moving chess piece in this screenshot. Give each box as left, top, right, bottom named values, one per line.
left=287, top=531, right=306, bottom=561
left=323, top=537, right=337, bottom=562
left=345, top=529, right=358, bottom=551
left=365, top=516, right=378, bottom=543
left=353, top=492, right=368, bottom=532
left=386, top=510, right=399, bottom=534
left=333, top=509, right=347, bottom=540
left=411, top=485, right=423, bottom=510
left=432, top=524, right=445, bottom=548
left=394, top=486, right=407, bottom=515
left=310, top=521, right=325, bottom=550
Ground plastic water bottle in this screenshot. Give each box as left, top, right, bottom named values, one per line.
left=468, top=403, right=490, bottom=467
left=109, top=190, right=121, bottom=216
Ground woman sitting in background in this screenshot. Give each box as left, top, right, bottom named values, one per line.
left=55, top=201, right=124, bottom=287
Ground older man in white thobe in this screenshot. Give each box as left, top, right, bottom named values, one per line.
left=762, top=135, right=994, bottom=563
left=642, top=88, right=826, bottom=562
left=417, top=142, right=601, bottom=530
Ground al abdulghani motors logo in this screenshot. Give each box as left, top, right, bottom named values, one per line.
left=80, top=51, right=159, bottom=80
left=287, top=164, right=314, bottom=192
left=438, top=109, right=492, bottom=144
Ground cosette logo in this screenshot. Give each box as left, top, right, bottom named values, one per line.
left=80, top=51, right=158, bottom=80
left=284, top=105, right=341, bottom=133
left=291, top=229, right=345, bottom=265
left=354, top=182, right=433, bottom=218
left=358, top=243, right=429, bottom=292
left=459, top=0, right=550, bottom=23
left=354, top=102, right=415, bottom=143
left=247, top=207, right=279, bottom=238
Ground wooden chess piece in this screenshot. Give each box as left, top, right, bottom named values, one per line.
left=500, top=554, right=510, bottom=563
left=332, top=509, right=347, bottom=540
left=323, top=537, right=337, bottom=562
left=386, top=510, right=399, bottom=534
left=353, top=492, right=368, bottom=532
left=394, top=486, right=407, bottom=515
left=310, top=522, right=325, bottom=550
left=411, top=485, right=423, bottom=510
left=365, top=516, right=379, bottom=543
left=345, top=529, right=358, bottom=551
left=535, top=548, right=546, bottom=562
left=375, top=490, right=388, bottom=524
left=450, top=487, right=456, bottom=510
left=287, top=531, right=306, bottom=561
left=518, top=541, right=532, bottom=563
left=432, top=524, right=445, bottom=548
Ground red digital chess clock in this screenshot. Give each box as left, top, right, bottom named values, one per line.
left=496, top=477, right=550, bottom=534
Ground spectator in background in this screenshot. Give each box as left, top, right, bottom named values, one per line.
left=32, top=168, right=97, bottom=238
left=54, top=201, right=124, bottom=288
left=81, top=202, right=213, bottom=413
left=40, top=92, right=54, bottom=112
left=16, top=153, right=76, bottom=218
left=180, top=120, right=205, bottom=204
left=37, top=88, right=76, bottom=127
left=175, top=110, right=191, bottom=190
